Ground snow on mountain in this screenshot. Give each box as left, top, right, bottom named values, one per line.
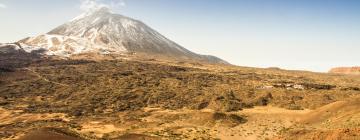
left=18, top=7, right=228, bottom=64
left=19, top=34, right=114, bottom=56
left=0, top=43, right=23, bottom=53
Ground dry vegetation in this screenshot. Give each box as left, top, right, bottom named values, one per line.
left=0, top=49, right=360, bottom=139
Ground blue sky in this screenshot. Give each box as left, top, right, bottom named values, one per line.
left=0, top=0, right=359, bottom=72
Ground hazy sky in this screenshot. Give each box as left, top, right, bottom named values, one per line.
left=0, top=0, right=359, bottom=72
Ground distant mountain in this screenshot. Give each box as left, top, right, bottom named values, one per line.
left=329, top=67, right=360, bottom=75
left=15, top=7, right=227, bottom=64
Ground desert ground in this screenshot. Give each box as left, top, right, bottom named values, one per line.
left=1, top=51, right=360, bottom=140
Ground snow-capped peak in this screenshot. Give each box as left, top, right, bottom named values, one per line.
left=71, top=7, right=112, bottom=22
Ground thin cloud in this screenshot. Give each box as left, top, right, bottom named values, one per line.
left=80, top=0, right=107, bottom=11
left=0, top=3, right=6, bottom=8
left=110, top=0, right=126, bottom=7
left=79, top=0, right=126, bottom=12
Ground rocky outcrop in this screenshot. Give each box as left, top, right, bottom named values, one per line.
left=329, top=67, right=360, bottom=75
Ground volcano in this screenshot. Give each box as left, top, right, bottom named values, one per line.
left=16, top=7, right=227, bottom=64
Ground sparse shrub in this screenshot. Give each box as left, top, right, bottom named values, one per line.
left=0, top=67, right=15, bottom=73
left=287, top=104, right=303, bottom=110
left=228, top=114, right=247, bottom=124
left=197, top=102, right=209, bottom=110
left=213, top=112, right=247, bottom=125
left=72, top=110, right=83, bottom=117
left=291, top=96, right=303, bottom=101
left=213, top=112, right=227, bottom=120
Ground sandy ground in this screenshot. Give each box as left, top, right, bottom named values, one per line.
left=212, top=106, right=311, bottom=140
left=0, top=108, right=70, bottom=126
left=80, top=122, right=124, bottom=138
left=0, top=108, right=71, bottom=140
left=67, top=106, right=313, bottom=140
left=3, top=100, right=360, bottom=140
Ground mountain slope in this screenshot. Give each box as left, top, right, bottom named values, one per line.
left=18, top=8, right=227, bottom=64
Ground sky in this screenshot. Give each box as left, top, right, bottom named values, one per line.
left=0, top=0, right=359, bottom=72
